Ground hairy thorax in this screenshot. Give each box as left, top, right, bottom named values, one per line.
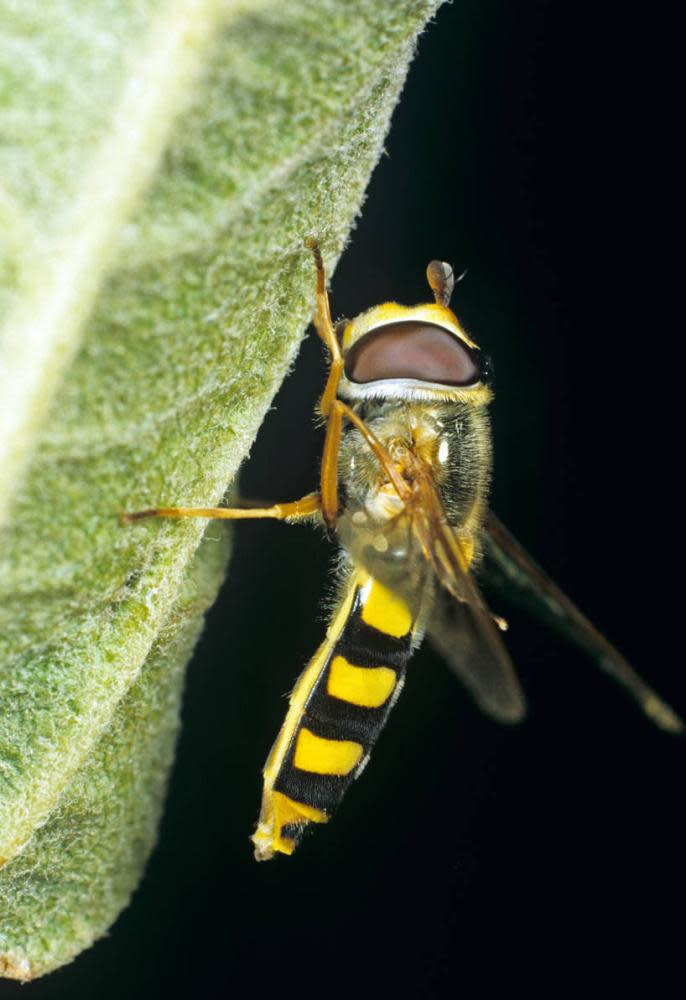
left=338, top=400, right=492, bottom=544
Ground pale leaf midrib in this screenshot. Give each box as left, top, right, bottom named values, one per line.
left=0, top=0, right=277, bottom=525
left=4, top=22, right=428, bottom=493
left=114, top=34, right=415, bottom=273
left=0, top=0, right=443, bottom=971
left=22, top=49, right=411, bottom=467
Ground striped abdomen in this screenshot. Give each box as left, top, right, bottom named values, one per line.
left=252, top=571, right=420, bottom=860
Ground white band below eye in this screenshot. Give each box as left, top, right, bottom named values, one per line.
left=337, top=376, right=487, bottom=403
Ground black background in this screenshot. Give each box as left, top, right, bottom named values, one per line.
left=3, top=2, right=683, bottom=997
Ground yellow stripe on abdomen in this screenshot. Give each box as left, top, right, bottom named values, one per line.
left=327, top=655, right=397, bottom=708
left=294, top=727, right=363, bottom=775
left=268, top=792, right=328, bottom=855
left=253, top=569, right=420, bottom=861
left=359, top=576, right=412, bottom=638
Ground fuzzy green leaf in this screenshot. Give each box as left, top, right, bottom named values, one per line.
left=0, top=533, right=231, bottom=980
left=0, top=0, right=442, bottom=978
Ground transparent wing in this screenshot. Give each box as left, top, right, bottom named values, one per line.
left=408, top=464, right=526, bottom=723
left=482, top=511, right=684, bottom=734
left=426, top=586, right=526, bottom=723
left=338, top=461, right=526, bottom=723
left=335, top=505, right=434, bottom=636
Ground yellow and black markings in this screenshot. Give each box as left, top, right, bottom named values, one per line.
left=252, top=573, right=415, bottom=860
left=122, top=240, right=684, bottom=863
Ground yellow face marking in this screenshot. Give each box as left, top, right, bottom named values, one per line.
left=360, top=576, right=413, bottom=638
left=327, top=655, right=397, bottom=708
left=294, top=728, right=363, bottom=776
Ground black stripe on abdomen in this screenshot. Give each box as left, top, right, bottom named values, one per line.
left=273, top=583, right=414, bottom=816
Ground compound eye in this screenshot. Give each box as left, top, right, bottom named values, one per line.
left=344, top=321, right=480, bottom=386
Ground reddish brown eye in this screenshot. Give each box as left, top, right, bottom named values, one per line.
left=344, top=321, right=480, bottom=386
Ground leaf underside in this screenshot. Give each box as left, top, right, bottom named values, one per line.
left=0, top=0, right=443, bottom=978
left=0, top=533, right=230, bottom=981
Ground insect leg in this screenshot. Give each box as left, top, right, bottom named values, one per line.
left=319, top=401, right=412, bottom=529
left=304, top=236, right=343, bottom=418
left=336, top=401, right=412, bottom=504
left=306, top=238, right=411, bottom=524
left=304, top=236, right=338, bottom=357
left=320, top=401, right=343, bottom=527
left=120, top=492, right=321, bottom=524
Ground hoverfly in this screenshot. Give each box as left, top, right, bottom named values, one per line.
left=123, top=238, right=683, bottom=861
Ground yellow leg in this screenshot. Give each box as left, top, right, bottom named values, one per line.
left=318, top=398, right=413, bottom=530
left=305, top=237, right=410, bottom=526
left=121, top=492, right=321, bottom=524
left=320, top=402, right=343, bottom=528
left=304, top=237, right=340, bottom=359
left=304, top=236, right=343, bottom=419
left=337, top=401, right=412, bottom=504
left=319, top=355, right=344, bottom=419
